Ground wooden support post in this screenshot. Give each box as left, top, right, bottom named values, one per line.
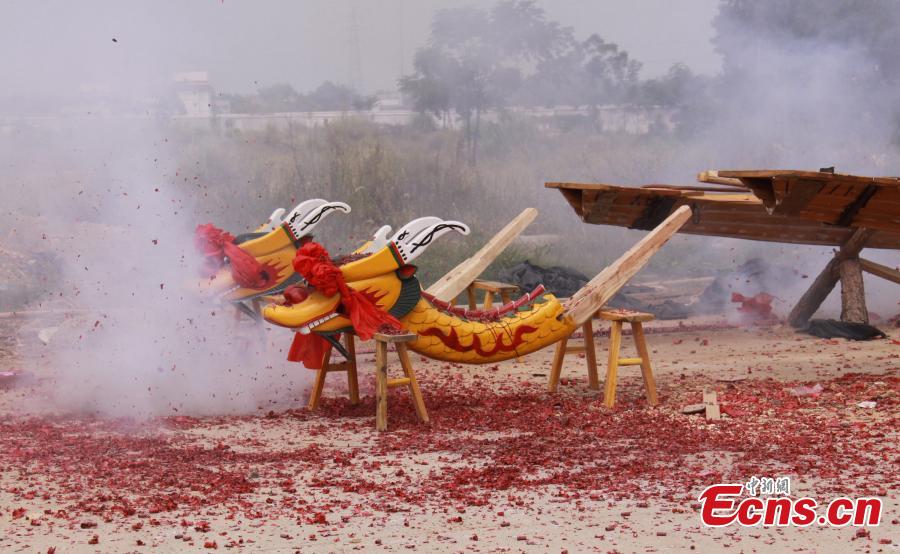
left=582, top=319, right=599, bottom=390
left=839, top=258, right=869, bottom=324
left=631, top=322, right=658, bottom=406
left=603, top=321, right=623, bottom=408
left=307, top=344, right=334, bottom=411
left=548, top=335, right=568, bottom=393
left=788, top=228, right=872, bottom=328
left=375, top=341, right=388, bottom=432
left=466, top=286, right=477, bottom=311
left=483, top=291, right=494, bottom=310
left=396, top=343, right=429, bottom=423
left=373, top=333, right=428, bottom=431
left=345, top=334, right=359, bottom=405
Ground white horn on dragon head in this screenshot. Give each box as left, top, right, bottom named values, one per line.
left=282, top=199, right=351, bottom=240
left=263, top=207, right=287, bottom=231
left=361, top=224, right=393, bottom=254
left=391, top=218, right=470, bottom=264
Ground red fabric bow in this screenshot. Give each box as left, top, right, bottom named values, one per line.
left=194, top=223, right=280, bottom=290
left=286, top=241, right=402, bottom=369
left=287, top=332, right=332, bottom=369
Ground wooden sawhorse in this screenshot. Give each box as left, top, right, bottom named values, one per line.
left=549, top=308, right=658, bottom=408
left=373, top=332, right=429, bottom=431
left=307, top=333, right=360, bottom=410
left=305, top=332, right=429, bottom=431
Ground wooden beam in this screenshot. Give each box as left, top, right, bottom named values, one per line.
left=859, top=257, right=900, bottom=285
left=425, top=208, right=538, bottom=302
left=787, top=228, right=873, bottom=328
left=562, top=205, right=692, bottom=325
left=836, top=184, right=878, bottom=226
left=697, top=170, right=747, bottom=188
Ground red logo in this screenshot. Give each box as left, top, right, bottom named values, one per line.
left=698, top=479, right=882, bottom=528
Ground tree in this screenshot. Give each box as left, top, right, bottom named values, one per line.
left=579, top=35, right=641, bottom=128
left=400, top=1, right=570, bottom=164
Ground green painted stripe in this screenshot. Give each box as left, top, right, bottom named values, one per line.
left=389, top=242, right=404, bottom=265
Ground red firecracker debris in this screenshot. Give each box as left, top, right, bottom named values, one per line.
left=731, top=292, right=778, bottom=323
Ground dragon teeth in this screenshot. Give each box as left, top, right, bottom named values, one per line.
left=298, top=312, right=338, bottom=334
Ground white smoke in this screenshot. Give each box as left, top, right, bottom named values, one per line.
left=3, top=119, right=311, bottom=417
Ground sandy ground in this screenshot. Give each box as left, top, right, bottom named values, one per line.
left=0, top=314, right=897, bottom=553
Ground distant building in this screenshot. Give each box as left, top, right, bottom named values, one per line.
left=174, top=71, right=213, bottom=117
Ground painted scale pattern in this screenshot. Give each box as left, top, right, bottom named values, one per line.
left=401, top=295, right=576, bottom=364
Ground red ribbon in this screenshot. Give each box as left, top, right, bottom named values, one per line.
left=194, top=223, right=280, bottom=290
left=286, top=241, right=402, bottom=369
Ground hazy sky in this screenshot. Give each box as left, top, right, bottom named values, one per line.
left=0, top=0, right=721, bottom=96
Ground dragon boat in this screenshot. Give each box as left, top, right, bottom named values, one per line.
left=261, top=207, right=692, bottom=366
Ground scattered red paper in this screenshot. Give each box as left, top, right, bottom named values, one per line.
left=731, top=292, right=778, bottom=323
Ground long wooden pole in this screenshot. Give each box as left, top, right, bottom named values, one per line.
left=859, top=257, right=900, bottom=285
left=426, top=208, right=538, bottom=302
left=562, top=205, right=692, bottom=325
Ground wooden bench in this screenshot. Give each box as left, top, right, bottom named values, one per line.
left=465, top=279, right=519, bottom=310
left=549, top=308, right=658, bottom=408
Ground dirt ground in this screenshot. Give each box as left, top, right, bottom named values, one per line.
left=0, top=314, right=897, bottom=553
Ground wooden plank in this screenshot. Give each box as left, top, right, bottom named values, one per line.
left=386, top=377, right=412, bottom=387
left=718, top=169, right=900, bottom=187
left=470, top=279, right=519, bottom=293
left=426, top=208, right=538, bottom=302
left=373, top=332, right=417, bottom=343
left=703, top=389, right=721, bottom=421
left=859, top=257, right=900, bottom=285
left=697, top=170, right=747, bottom=188
left=563, top=206, right=692, bottom=325
left=598, top=309, right=655, bottom=322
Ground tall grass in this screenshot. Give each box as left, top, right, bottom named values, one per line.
left=165, top=115, right=765, bottom=283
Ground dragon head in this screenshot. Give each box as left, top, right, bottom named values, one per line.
left=195, top=199, right=351, bottom=302
left=262, top=217, right=470, bottom=336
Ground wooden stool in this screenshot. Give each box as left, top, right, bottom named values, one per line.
left=548, top=308, right=658, bottom=408
left=374, top=332, right=429, bottom=431
left=466, top=279, right=522, bottom=362
left=466, top=279, right=519, bottom=310
left=599, top=309, right=658, bottom=408
left=548, top=316, right=600, bottom=393
left=306, top=334, right=360, bottom=410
